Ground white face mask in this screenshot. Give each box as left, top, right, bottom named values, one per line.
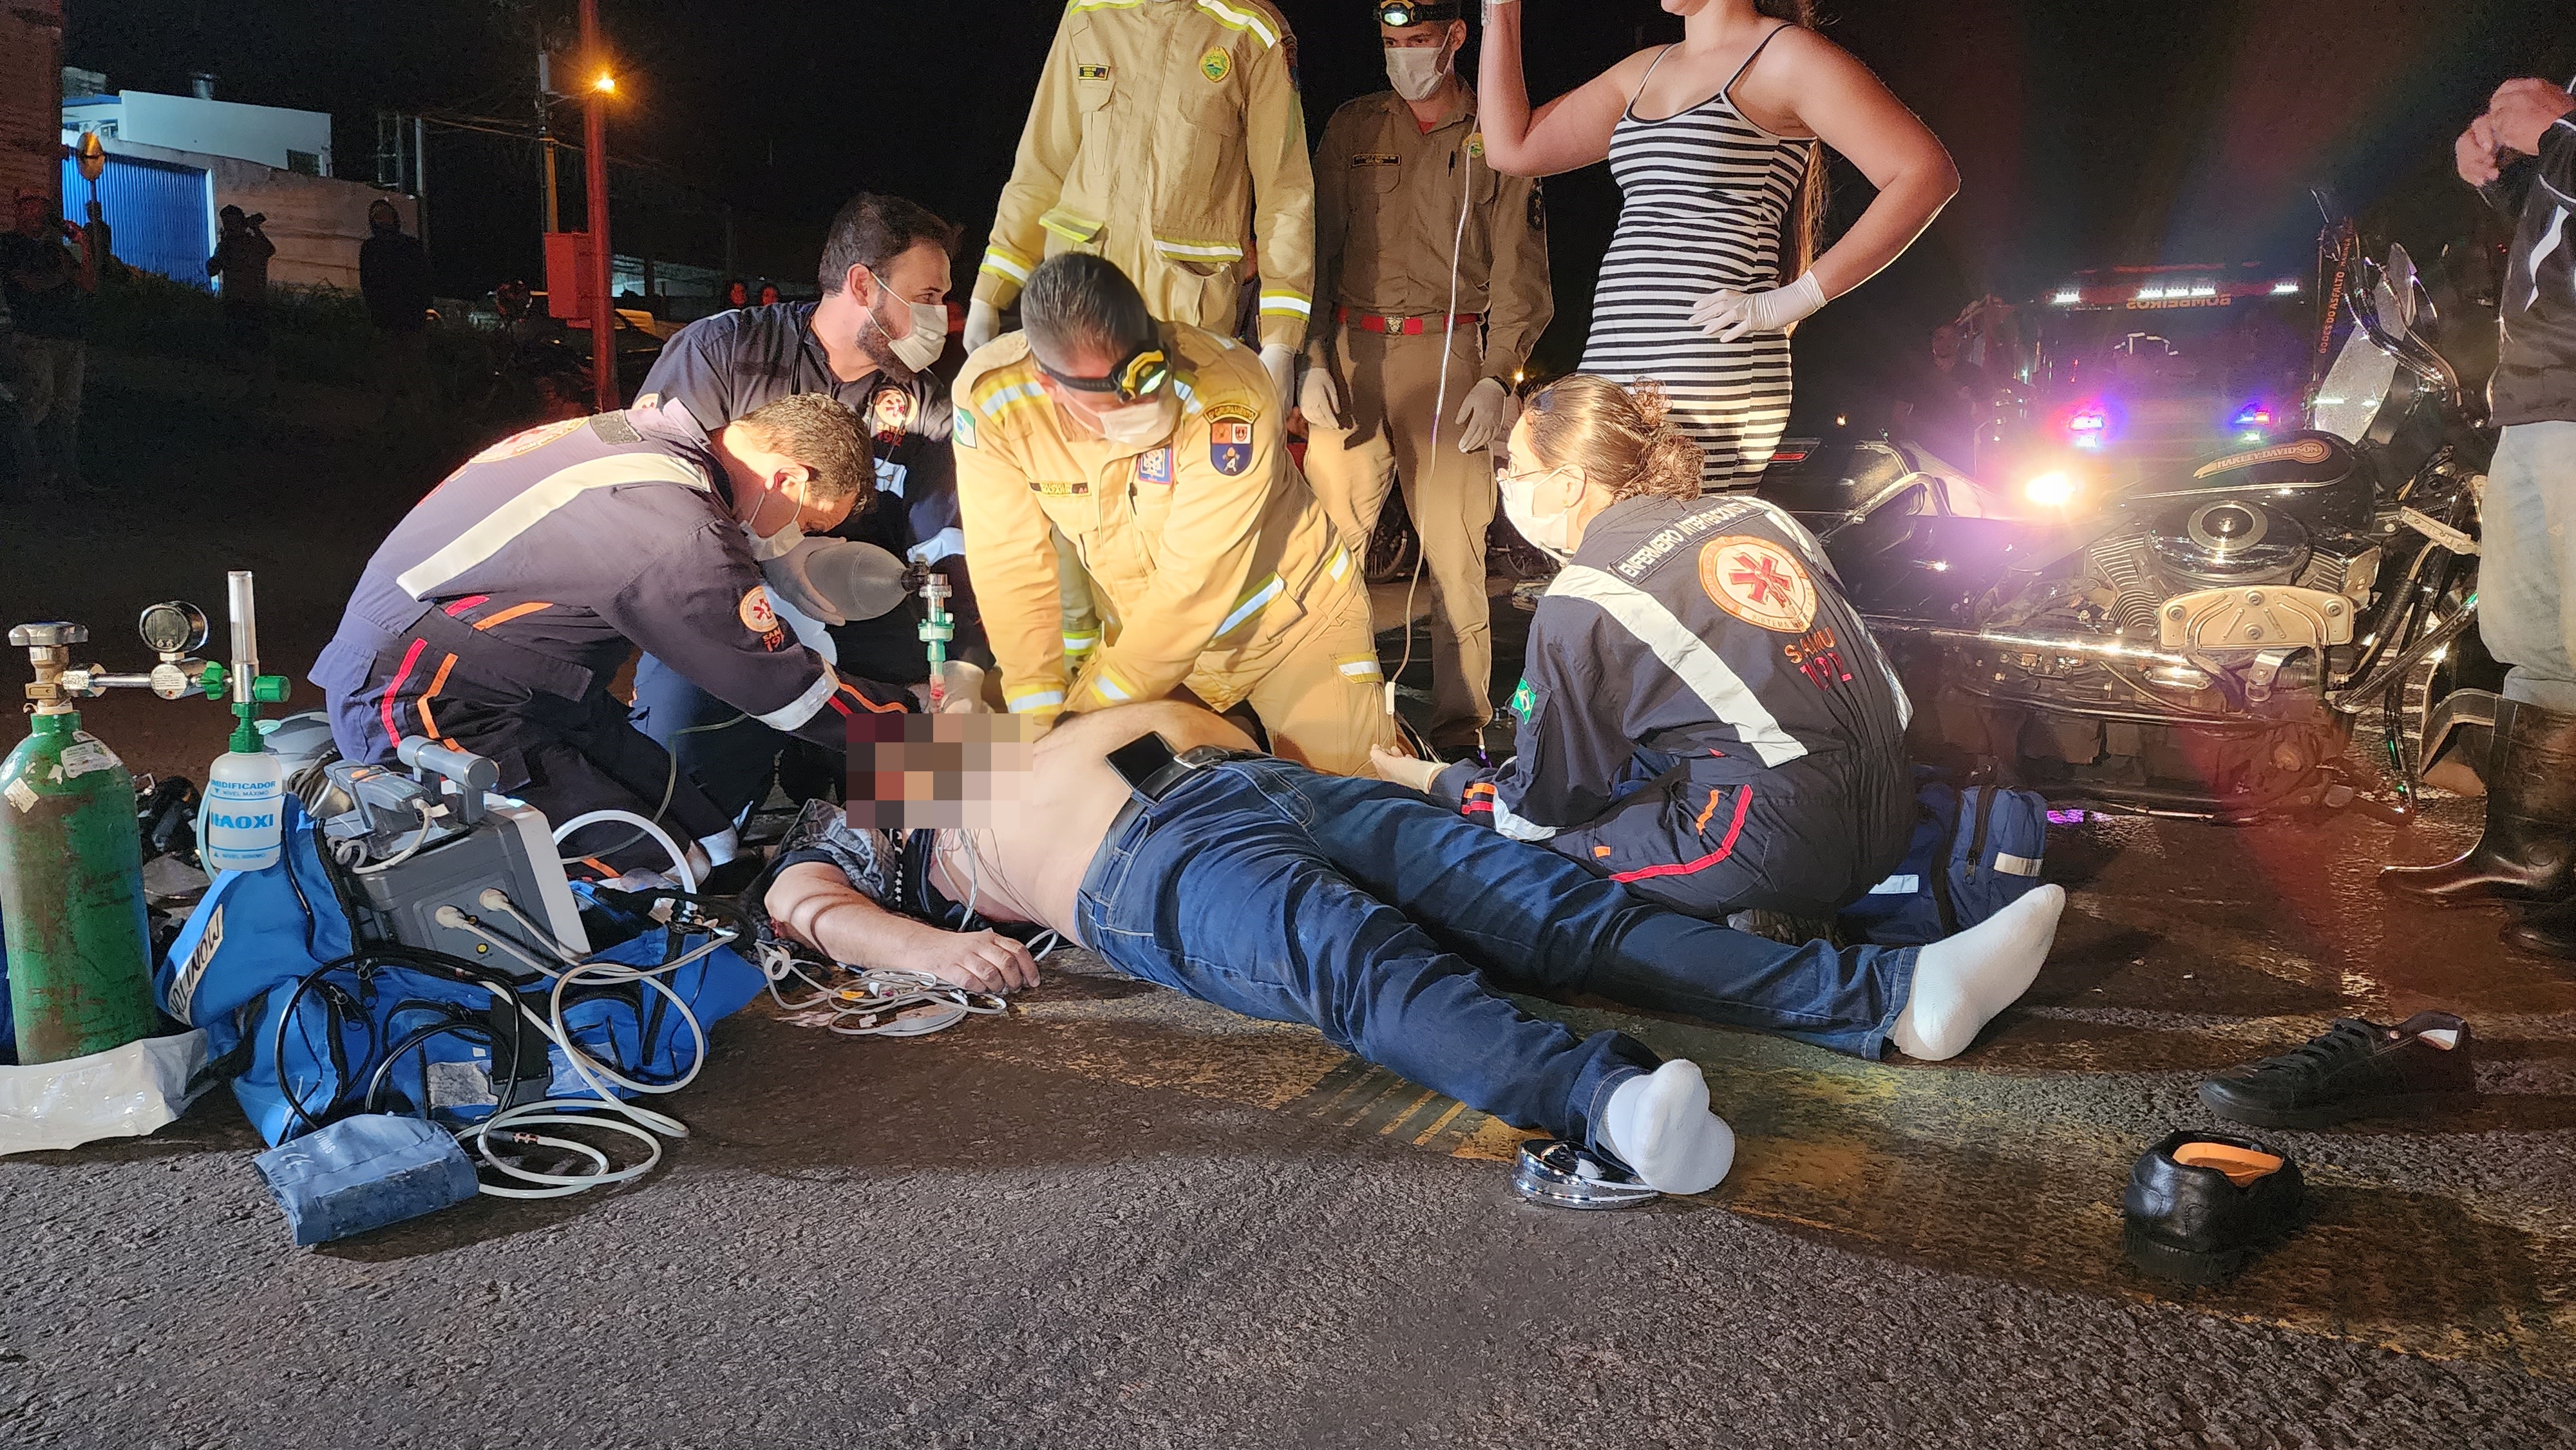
left=1385, top=44, right=1452, bottom=102
left=741, top=485, right=807, bottom=561
left=1094, top=395, right=1179, bottom=450
left=1499, top=467, right=1578, bottom=561
left=868, top=272, right=949, bottom=374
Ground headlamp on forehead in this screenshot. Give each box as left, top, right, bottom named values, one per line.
left=1376, top=1, right=1461, bottom=26
left=1038, top=343, right=1171, bottom=404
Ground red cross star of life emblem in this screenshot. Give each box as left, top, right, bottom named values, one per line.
left=1697, top=535, right=1819, bottom=634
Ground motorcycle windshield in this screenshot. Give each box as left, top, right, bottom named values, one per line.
left=2310, top=279, right=2405, bottom=443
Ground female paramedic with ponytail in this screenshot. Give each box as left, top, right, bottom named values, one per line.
left=1372, top=376, right=1915, bottom=935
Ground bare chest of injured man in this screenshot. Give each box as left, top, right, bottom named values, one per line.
left=918, top=702, right=1260, bottom=950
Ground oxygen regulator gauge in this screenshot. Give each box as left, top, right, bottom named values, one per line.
left=139, top=601, right=209, bottom=657
left=137, top=600, right=214, bottom=700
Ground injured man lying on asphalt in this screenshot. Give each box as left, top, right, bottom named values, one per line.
left=759, top=701, right=2068, bottom=1194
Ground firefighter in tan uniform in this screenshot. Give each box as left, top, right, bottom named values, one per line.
left=963, top=0, right=1316, bottom=413
left=1301, top=0, right=1553, bottom=752
left=954, top=255, right=1399, bottom=774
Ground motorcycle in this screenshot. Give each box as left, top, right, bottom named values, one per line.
left=1763, top=223, right=2493, bottom=821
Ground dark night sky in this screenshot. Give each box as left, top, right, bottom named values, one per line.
left=62, top=0, right=2576, bottom=397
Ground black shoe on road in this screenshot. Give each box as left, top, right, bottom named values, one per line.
left=2196, top=1012, right=2474, bottom=1129
left=2122, top=1130, right=2305, bottom=1285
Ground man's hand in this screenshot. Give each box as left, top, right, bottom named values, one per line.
left=963, top=299, right=1005, bottom=355
left=906, top=927, right=1039, bottom=994
left=2486, top=78, right=2576, bottom=157
left=1454, top=377, right=1517, bottom=453
left=2459, top=115, right=2505, bottom=187
left=1370, top=745, right=1444, bottom=794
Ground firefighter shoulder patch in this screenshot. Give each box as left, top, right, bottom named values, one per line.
left=1698, top=535, right=1819, bottom=634
left=1201, top=47, right=1232, bottom=84
left=954, top=407, right=978, bottom=449
left=1206, top=404, right=1256, bottom=477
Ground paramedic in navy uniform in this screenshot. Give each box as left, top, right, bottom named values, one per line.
left=310, top=394, right=914, bottom=874
left=628, top=192, right=983, bottom=820
left=1374, top=375, right=1913, bottom=933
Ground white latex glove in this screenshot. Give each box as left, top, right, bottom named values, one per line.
left=1298, top=362, right=1343, bottom=432
left=762, top=537, right=912, bottom=628
left=1454, top=377, right=1517, bottom=454
left=1370, top=746, right=1444, bottom=795
left=963, top=299, right=1005, bottom=355
left=933, top=660, right=989, bottom=713
left=1689, top=273, right=1827, bottom=343
left=1259, top=343, right=1297, bottom=413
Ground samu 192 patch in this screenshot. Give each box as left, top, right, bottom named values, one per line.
left=1137, top=447, right=1174, bottom=484
left=1200, top=47, right=1232, bottom=84
left=1206, top=405, right=1255, bottom=476
left=739, top=586, right=787, bottom=652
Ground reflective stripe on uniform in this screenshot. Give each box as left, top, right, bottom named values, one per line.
left=1041, top=212, right=1108, bottom=245
left=1006, top=686, right=1066, bottom=713
left=1548, top=564, right=1809, bottom=768
left=1336, top=654, right=1383, bottom=681
left=1464, top=781, right=1559, bottom=843
left=1088, top=668, right=1135, bottom=704
left=1195, top=0, right=1279, bottom=46
left=980, top=244, right=1036, bottom=284
left=1063, top=629, right=1102, bottom=654
left=1259, top=288, right=1313, bottom=319
left=974, top=380, right=1047, bottom=422
left=1327, top=548, right=1351, bottom=581
left=393, top=453, right=711, bottom=601
left=1155, top=236, right=1247, bottom=262
left=758, top=666, right=844, bottom=732
left=1215, top=574, right=1284, bottom=637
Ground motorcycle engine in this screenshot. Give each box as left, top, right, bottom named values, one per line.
left=2080, top=498, right=2382, bottom=637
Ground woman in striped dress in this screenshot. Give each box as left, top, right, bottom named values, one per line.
left=1479, top=0, right=1958, bottom=492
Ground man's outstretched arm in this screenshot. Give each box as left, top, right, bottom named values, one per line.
left=766, top=862, right=1037, bottom=993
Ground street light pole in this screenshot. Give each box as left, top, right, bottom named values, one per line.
left=580, top=0, right=616, bottom=409
left=536, top=48, right=558, bottom=234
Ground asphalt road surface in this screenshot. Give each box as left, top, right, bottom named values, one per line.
left=3, top=363, right=2573, bottom=1448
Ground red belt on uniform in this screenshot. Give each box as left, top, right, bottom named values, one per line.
left=1335, top=307, right=1483, bottom=335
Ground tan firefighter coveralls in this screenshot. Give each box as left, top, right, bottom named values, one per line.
left=1304, top=87, right=1551, bottom=747
left=973, top=0, right=1317, bottom=352
left=952, top=321, right=1399, bottom=775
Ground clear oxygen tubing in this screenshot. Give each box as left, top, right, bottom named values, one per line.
left=552, top=809, right=698, bottom=892
left=1385, top=128, right=1484, bottom=724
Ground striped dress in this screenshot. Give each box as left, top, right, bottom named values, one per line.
left=1578, top=33, right=1809, bottom=493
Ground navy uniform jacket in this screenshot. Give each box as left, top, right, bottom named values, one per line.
left=312, top=405, right=912, bottom=766
left=1435, top=493, right=1911, bottom=842
left=639, top=301, right=978, bottom=648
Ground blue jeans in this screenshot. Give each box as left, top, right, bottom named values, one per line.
left=1074, top=760, right=1920, bottom=1156
left=2485, top=421, right=2576, bottom=713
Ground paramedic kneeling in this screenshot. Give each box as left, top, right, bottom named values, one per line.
left=1376, top=376, right=1915, bottom=928
left=311, top=395, right=914, bottom=871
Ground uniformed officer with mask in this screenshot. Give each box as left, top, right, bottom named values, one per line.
left=311, top=395, right=915, bottom=873
left=961, top=0, right=1315, bottom=413
left=629, top=193, right=983, bottom=821
left=954, top=254, right=1399, bottom=773
left=1303, top=0, right=1553, bottom=755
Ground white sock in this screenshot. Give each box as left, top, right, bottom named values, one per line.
left=1600, top=1059, right=1736, bottom=1194
left=1888, top=883, right=2067, bottom=1060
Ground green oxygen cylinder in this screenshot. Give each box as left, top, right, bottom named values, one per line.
left=1, top=623, right=160, bottom=1064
